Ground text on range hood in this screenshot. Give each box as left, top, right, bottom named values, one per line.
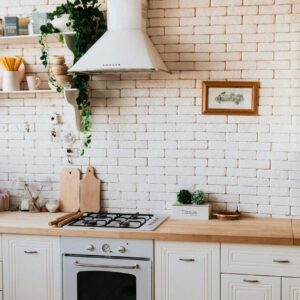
left=69, top=0, right=169, bottom=74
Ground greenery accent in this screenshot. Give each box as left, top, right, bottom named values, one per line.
left=177, top=189, right=192, bottom=205
left=191, top=190, right=205, bottom=205
left=39, top=0, right=106, bottom=155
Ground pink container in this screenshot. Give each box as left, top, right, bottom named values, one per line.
left=0, top=189, right=9, bottom=211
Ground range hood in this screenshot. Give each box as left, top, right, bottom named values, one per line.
left=69, top=0, right=169, bottom=73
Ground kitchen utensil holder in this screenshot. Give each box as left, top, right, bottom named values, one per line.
left=3, top=71, right=20, bottom=91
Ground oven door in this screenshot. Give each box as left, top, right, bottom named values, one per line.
left=63, top=255, right=152, bottom=300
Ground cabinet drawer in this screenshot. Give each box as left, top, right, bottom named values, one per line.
left=221, top=274, right=280, bottom=300
left=222, top=243, right=300, bottom=277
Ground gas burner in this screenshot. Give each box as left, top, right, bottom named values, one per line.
left=66, top=212, right=168, bottom=231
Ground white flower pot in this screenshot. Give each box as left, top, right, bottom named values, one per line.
left=51, top=14, right=71, bottom=32
left=172, top=202, right=212, bottom=220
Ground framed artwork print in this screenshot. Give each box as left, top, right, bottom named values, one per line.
left=202, top=81, right=259, bottom=115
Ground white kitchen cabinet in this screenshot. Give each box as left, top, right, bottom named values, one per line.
left=3, top=235, right=61, bottom=300
left=155, top=241, right=220, bottom=300
left=221, top=274, right=281, bottom=300
left=282, top=278, right=300, bottom=300
left=221, top=243, right=300, bottom=277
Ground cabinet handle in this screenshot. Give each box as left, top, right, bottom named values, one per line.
left=179, top=258, right=195, bottom=262
left=243, top=279, right=260, bottom=283
left=273, top=259, right=290, bottom=264
left=24, top=250, right=38, bottom=254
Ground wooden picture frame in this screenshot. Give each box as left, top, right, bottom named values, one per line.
left=202, top=81, right=259, bottom=115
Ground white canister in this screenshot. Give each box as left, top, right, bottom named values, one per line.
left=3, top=71, right=20, bottom=92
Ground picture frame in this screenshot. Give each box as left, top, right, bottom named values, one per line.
left=202, top=81, right=259, bottom=116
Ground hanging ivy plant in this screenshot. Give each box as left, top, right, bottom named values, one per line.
left=39, top=0, right=106, bottom=155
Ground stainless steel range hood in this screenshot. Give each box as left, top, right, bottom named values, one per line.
left=69, top=0, right=169, bottom=73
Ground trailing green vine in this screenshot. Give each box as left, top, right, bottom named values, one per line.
left=39, top=0, right=106, bottom=155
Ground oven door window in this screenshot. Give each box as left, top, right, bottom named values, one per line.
left=63, top=255, right=152, bottom=300
left=77, top=271, right=136, bottom=300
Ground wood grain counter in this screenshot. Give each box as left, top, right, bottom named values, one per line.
left=292, top=219, right=300, bottom=245
left=0, top=212, right=296, bottom=245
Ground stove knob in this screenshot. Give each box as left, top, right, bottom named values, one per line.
left=118, top=246, right=126, bottom=253
left=85, top=244, right=95, bottom=252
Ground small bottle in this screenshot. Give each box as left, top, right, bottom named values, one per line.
left=28, top=19, right=34, bottom=35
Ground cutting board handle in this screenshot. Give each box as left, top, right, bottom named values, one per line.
left=86, top=166, right=96, bottom=177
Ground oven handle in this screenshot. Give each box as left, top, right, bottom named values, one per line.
left=73, top=260, right=140, bottom=270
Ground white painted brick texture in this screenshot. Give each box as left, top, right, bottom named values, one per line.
left=0, top=0, right=299, bottom=217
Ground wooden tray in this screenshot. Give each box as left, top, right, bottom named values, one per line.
left=213, top=211, right=241, bottom=220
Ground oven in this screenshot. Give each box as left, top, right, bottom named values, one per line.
left=61, top=237, right=153, bottom=300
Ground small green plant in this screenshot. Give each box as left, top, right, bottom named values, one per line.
left=192, top=190, right=205, bottom=205
left=177, top=189, right=192, bottom=205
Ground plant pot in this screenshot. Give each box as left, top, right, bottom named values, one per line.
left=51, top=14, right=71, bottom=32
left=172, top=202, right=211, bottom=220
left=52, top=65, right=68, bottom=75
left=50, top=55, right=66, bottom=65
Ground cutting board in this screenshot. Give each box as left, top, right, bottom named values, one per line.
left=60, top=168, right=80, bottom=212
left=80, top=166, right=101, bottom=213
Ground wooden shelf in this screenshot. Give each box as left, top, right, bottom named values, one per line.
left=0, top=32, right=75, bottom=45
left=0, top=90, right=58, bottom=94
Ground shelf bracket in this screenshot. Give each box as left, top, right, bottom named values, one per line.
left=64, top=88, right=82, bottom=132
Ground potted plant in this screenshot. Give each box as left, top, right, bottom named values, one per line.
left=39, top=0, right=106, bottom=155
left=173, top=189, right=211, bottom=220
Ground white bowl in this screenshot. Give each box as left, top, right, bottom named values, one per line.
left=46, top=202, right=59, bottom=213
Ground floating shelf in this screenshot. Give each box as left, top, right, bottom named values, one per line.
left=0, top=32, right=75, bottom=45
left=0, top=90, right=58, bottom=94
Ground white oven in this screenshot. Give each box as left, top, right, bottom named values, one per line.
left=61, top=237, right=153, bottom=300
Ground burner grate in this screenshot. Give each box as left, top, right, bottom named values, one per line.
left=68, top=212, right=155, bottom=229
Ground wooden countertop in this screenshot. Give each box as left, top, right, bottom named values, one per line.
left=292, top=220, right=300, bottom=245
left=0, top=212, right=296, bottom=245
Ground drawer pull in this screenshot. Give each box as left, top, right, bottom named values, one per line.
left=243, top=279, right=260, bottom=283
left=24, top=250, right=38, bottom=254
left=179, top=258, right=195, bottom=262
left=273, top=259, right=290, bottom=264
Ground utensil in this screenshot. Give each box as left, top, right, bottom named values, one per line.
left=60, top=168, right=80, bottom=212
left=48, top=212, right=78, bottom=227
left=57, top=212, right=83, bottom=227
left=80, top=166, right=101, bottom=213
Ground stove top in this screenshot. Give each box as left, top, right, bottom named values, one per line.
left=65, top=212, right=168, bottom=231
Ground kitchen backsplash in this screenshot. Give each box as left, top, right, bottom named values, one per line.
left=0, top=0, right=299, bottom=217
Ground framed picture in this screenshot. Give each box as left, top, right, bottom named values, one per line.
left=202, top=81, right=259, bottom=115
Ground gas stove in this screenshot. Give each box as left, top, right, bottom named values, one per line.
left=65, top=212, right=168, bottom=231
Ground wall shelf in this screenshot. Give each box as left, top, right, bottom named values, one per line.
left=0, top=90, right=58, bottom=94
left=0, top=32, right=75, bottom=45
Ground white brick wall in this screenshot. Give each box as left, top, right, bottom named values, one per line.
left=0, top=0, right=299, bottom=217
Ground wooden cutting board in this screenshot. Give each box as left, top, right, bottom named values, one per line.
left=80, top=166, right=101, bottom=213
left=60, top=168, right=80, bottom=212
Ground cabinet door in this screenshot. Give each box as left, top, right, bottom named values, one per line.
left=155, top=241, right=220, bottom=300
left=221, top=274, right=281, bottom=300
left=282, top=278, right=300, bottom=300
left=3, top=235, right=61, bottom=300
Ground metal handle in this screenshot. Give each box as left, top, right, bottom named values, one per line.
left=273, top=259, right=290, bottom=264
left=73, top=261, right=139, bottom=270
left=24, top=250, right=38, bottom=254
left=179, top=258, right=195, bottom=262
left=243, top=279, right=260, bottom=283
